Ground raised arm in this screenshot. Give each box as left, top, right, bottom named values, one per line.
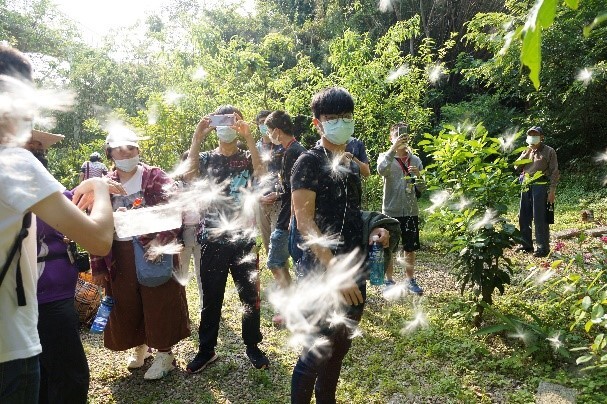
left=186, top=117, right=213, bottom=180
left=235, top=119, right=264, bottom=177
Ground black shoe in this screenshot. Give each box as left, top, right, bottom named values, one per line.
left=533, top=250, right=549, bottom=258
left=515, top=245, right=533, bottom=253
left=186, top=351, right=218, bottom=374
left=246, top=345, right=269, bottom=369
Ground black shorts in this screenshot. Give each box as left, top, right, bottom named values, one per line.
left=395, top=216, right=420, bottom=252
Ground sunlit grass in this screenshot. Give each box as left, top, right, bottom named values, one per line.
left=82, top=180, right=607, bottom=402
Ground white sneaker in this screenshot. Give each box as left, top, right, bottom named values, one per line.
left=144, top=352, right=176, bottom=380
left=127, top=344, right=152, bottom=369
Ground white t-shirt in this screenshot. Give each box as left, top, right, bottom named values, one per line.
left=0, top=147, right=64, bottom=363
left=112, top=165, right=143, bottom=241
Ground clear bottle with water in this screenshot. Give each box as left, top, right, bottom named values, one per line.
left=90, top=296, right=114, bottom=334
left=368, top=235, right=385, bottom=286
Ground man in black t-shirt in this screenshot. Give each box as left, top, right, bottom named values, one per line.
left=290, top=87, right=390, bottom=403
left=185, top=105, right=269, bottom=374
left=264, top=111, right=306, bottom=326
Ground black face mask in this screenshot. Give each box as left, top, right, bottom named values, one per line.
left=31, top=149, right=48, bottom=168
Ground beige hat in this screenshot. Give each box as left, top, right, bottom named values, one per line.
left=31, top=129, right=64, bottom=150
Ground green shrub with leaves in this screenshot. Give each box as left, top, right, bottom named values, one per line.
left=421, top=123, right=523, bottom=325
left=551, top=236, right=607, bottom=371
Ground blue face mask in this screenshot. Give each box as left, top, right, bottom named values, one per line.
left=216, top=126, right=238, bottom=143
left=322, top=118, right=355, bottom=145
left=259, top=124, right=268, bottom=135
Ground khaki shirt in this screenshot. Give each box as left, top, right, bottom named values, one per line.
left=517, top=143, right=559, bottom=192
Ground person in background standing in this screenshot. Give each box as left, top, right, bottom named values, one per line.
left=377, top=123, right=425, bottom=295
left=255, top=110, right=284, bottom=253
left=264, top=110, right=306, bottom=327
left=79, top=152, right=108, bottom=183
left=515, top=126, right=559, bottom=258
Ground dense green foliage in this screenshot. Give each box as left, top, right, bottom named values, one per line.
left=4, top=0, right=607, bottom=399
left=3, top=0, right=605, bottom=173
left=421, top=123, right=523, bottom=324
left=461, top=0, right=607, bottom=162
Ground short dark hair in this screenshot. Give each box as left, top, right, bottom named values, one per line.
left=310, top=87, right=354, bottom=119
left=255, top=110, right=271, bottom=123
left=0, top=44, right=33, bottom=82
left=265, top=110, right=294, bottom=136
left=214, top=105, right=243, bottom=120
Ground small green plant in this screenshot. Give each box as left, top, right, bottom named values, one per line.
left=421, top=123, right=524, bottom=325
left=476, top=301, right=571, bottom=360
left=524, top=235, right=607, bottom=371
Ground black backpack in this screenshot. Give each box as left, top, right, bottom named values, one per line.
left=0, top=213, right=32, bottom=306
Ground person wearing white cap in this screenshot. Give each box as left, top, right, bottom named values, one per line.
left=79, top=152, right=108, bottom=183
left=90, top=127, right=190, bottom=380
left=515, top=126, right=560, bottom=257
left=0, top=44, right=113, bottom=403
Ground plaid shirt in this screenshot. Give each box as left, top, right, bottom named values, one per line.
left=90, top=164, right=177, bottom=277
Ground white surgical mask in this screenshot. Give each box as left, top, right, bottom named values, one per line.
left=114, top=155, right=139, bottom=172
left=526, top=135, right=541, bottom=145
left=216, top=126, right=238, bottom=143
left=259, top=124, right=268, bottom=135
left=322, top=119, right=355, bottom=145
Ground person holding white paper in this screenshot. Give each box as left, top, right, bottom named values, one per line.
left=91, top=129, right=190, bottom=380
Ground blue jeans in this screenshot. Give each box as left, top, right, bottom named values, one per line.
left=0, top=355, right=40, bottom=404
left=519, top=184, right=550, bottom=252
left=267, top=228, right=290, bottom=270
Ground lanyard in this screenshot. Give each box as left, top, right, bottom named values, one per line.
left=395, top=157, right=410, bottom=176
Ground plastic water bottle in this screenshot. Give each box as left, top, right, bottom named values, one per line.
left=90, top=296, right=114, bottom=334
left=368, top=235, right=385, bottom=286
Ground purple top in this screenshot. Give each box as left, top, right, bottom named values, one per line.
left=36, top=191, right=78, bottom=304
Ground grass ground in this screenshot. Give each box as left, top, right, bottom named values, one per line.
left=82, top=179, right=607, bottom=403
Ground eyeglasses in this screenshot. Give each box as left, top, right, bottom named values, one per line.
left=322, top=113, right=353, bottom=123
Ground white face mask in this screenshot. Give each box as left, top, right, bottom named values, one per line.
left=322, top=118, right=355, bottom=145
left=526, top=135, right=541, bottom=146
left=114, top=155, right=139, bottom=172
left=216, top=126, right=238, bottom=143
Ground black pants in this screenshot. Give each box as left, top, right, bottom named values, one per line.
left=519, top=184, right=550, bottom=252
left=197, top=241, right=262, bottom=354
left=38, top=298, right=89, bottom=404
left=292, top=252, right=366, bottom=404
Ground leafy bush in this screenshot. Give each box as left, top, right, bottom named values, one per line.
left=421, top=123, right=523, bottom=325
left=361, top=174, right=383, bottom=212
